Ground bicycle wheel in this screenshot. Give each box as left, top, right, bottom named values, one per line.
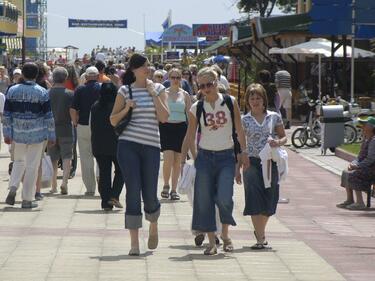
left=291, top=128, right=307, bottom=148
left=344, top=124, right=357, bottom=144
left=305, top=128, right=320, bottom=148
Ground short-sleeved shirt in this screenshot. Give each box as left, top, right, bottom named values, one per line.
left=190, top=94, right=235, bottom=151
left=71, top=80, right=101, bottom=125
left=118, top=83, right=165, bottom=148
left=242, top=111, right=283, bottom=158
left=49, top=87, right=74, bottom=138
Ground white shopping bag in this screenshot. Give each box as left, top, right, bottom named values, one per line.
left=41, top=154, right=53, bottom=188
left=177, top=163, right=196, bottom=195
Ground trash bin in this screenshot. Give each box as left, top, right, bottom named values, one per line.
left=320, top=105, right=348, bottom=155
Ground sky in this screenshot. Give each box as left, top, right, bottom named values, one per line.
left=47, top=0, right=282, bottom=56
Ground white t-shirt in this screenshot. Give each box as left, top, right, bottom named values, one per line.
left=191, top=93, right=235, bottom=151
left=220, top=76, right=230, bottom=91
left=0, top=92, right=5, bottom=114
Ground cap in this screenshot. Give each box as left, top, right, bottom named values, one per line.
left=359, top=116, right=375, bottom=127
left=85, top=66, right=99, bottom=76
left=13, top=68, right=22, bottom=75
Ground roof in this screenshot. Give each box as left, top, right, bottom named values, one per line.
left=258, top=13, right=311, bottom=37
left=203, top=38, right=229, bottom=53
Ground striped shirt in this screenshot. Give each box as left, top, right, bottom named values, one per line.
left=118, top=84, right=165, bottom=148
left=275, top=70, right=291, bottom=89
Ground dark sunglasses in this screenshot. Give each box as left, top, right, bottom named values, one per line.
left=170, top=76, right=181, bottom=80
left=155, top=75, right=163, bottom=78
left=198, top=82, right=214, bottom=90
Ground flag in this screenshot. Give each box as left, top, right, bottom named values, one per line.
left=161, top=10, right=171, bottom=30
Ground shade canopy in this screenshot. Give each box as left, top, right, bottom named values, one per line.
left=269, top=38, right=375, bottom=58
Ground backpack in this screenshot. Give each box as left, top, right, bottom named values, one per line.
left=196, top=94, right=241, bottom=157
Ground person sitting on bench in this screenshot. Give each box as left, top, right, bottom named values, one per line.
left=337, top=117, right=375, bottom=210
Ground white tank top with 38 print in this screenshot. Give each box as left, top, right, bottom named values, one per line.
left=190, top=93, right=235, bottom=151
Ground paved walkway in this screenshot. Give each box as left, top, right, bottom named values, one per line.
left=0, top=138, right=373, bottom=281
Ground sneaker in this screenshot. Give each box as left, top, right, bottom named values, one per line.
left=35, top=192, right=44, bottom=201
left=346, top=202, right=366, bottom=210
left=60, top=186, right=68, bottom=195
left=21, top=200, right=38, bottom=209
left=50, top=187, right=57, bottom=193
left=5, top=190, right=16, bottom=205
left=194, top=234, right=205, bottom=246
left=108, top=198, right=123, bottom=208
left=336, top=200, right=354, bottom=208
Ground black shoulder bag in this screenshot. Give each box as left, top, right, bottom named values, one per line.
left=113, top=85, right=133, bottom=136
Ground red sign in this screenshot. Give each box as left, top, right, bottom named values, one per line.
left=192, top=24, right=230, bottom=37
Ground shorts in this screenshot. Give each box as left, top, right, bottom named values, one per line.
left=278, top=88, right=292, bottom=109
left=47, top=137, right=73, bottom=162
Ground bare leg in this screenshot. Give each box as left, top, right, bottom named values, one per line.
left=62, top=159, right=71, bottom=187
left=129, top=229, right=139, bottom=251
left=251, top=215, right=270, bottom=243
left=51, top=161, right=58, bottom=191
left=207, top=232, right=216, bottom=246
left=162, top=151, right=174, bottom=187
left=345, top=188, right=354, bottom=202
left=221, top=224, right=229, bottom=240
left=171, top=152, right=181, bottom=192
left=354, top=190, right=364, bottom=205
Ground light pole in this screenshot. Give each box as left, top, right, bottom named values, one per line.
left=21, top=0, right=25, bottom=64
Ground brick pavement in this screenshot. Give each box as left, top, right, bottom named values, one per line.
left=0, top=140, right=373, bottom=281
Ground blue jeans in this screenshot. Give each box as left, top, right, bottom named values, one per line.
left=117, top=140, right=161, bottom=229
left=192, top=148, right=236, bottom=232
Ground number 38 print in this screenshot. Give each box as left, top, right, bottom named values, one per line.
left=205, top=111, right=228, bottom=131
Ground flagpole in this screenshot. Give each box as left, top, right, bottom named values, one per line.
left=143, top=14, right=146, bottom=51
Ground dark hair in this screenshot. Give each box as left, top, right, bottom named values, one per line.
left=95, top=60, right=106, bottom=72
left=258, top=70, right=271, bottom=83
left=122, top=53, right=147, bottom=85
left=99, top=82, right=117, bottom=106
left=22, top=62, right=39, bottom=80
left=182, top=69, right=193, bottom=84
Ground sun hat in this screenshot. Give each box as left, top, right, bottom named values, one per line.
left=85, top=66, right=99, bottom=76
left=13, top=68, right=22, bottom=75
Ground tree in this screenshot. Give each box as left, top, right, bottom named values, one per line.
left=237, top=0, right=297, bottom=18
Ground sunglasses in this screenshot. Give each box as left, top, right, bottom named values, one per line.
left=170, top=76, right=181, bottom=80
left=155, top=75, right=163, bottom=79
left=198, top=82, right=215, bottom=90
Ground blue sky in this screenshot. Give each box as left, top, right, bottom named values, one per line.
left=47, top=0, right=283, bottom=56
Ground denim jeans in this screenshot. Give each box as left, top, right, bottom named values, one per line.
left=117, top=140, right=161, bottom=229
left=192, top=148, right=236, bottom=232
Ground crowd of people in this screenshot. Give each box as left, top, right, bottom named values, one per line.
left=0, top=51, right=373, bottom=257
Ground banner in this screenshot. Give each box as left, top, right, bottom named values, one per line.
left=192, top=24, right=230, bottom=37
left=162, top=24, right=197, bottom=42
left=68, top=19, right=127, bottom=29
left=166, top=51, right=179, bottom=60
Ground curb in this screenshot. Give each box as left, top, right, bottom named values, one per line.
left=335, top=148, right=356, bottom=162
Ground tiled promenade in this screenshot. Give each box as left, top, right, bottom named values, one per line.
left=0, top=139, right=373, bottom=281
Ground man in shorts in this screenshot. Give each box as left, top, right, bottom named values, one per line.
left=275, top=67, right=292, bottom=129
left=48, top=67, right=74, bottom=194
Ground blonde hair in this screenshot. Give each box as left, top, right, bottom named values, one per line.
left=197, top=67, right=218, bottom=81
left=153, top=70, right=164, bottom=78
left=168, top=68, right=182, bottom=78
left=245, top=83, right=268, bottom=113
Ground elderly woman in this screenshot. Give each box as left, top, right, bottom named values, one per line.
left=337, top=116, right=375, bottom=210
left=241, top=83, right=287, bottom=250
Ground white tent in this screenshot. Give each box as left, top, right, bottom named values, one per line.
left=269, top=38, right=375, bottom=99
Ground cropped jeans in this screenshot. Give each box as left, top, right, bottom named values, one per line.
left=192, top=148, right=236, bottom=232
left=117, top=140, right=161, bottom=229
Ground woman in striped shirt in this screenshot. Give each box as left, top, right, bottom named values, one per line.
left=110, top=54, right=169, bottom=256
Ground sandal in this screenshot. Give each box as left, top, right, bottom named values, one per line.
left=161, top=185, right=170, bottom=198
left=170, top=191, right=180, bottom=200
left=250, top=243, right=265, bottom=250
left=221, top=236, right=234, bottom=252
left=194, top=234, right=205, bottom=246
left=254, top=231, right=268, bottom=246
left=336, top=200, right=354, bottom=208
left=203, top=245, right=217, bottom=256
